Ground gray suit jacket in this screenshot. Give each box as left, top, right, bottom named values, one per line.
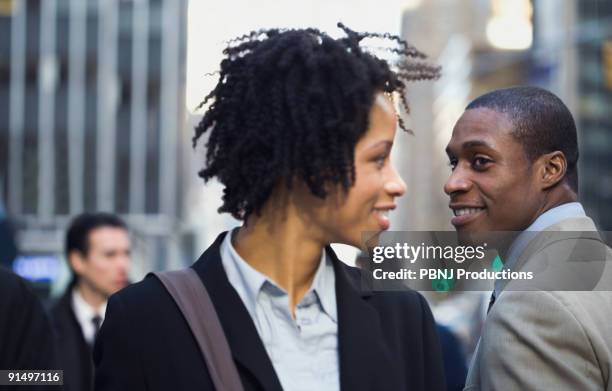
left=465, top=216, right=612, bottom=391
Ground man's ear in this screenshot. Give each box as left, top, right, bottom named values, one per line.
left=68, top=250, right=87, bottom=276
left=538, top=151, right=567, bottom=190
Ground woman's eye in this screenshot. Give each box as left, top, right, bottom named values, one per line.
left=375, top=155, right=387, bottom=168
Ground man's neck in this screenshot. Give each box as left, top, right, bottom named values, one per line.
left=496, top=198, right=580, bottom=260
left=498, top=192, right=581, bottom=264
left=536, top=184, right=578, bottom=219
left=75, top=282, right=106, bottom=312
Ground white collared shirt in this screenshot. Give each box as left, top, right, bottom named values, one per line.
left=220, top=228, right=340, bottom=391
left=71, top=288, right=107, bottom=345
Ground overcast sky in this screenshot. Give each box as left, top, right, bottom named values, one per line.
left=186, top=0, right=421, bottom=111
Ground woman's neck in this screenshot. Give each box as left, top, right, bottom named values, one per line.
left=233, top=203, right=325, bottom=313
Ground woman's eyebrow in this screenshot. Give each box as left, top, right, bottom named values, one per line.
left=366, top=140, right=393, bottom=150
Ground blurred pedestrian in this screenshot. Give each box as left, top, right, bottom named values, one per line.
left=0, top=267, right=58, bottom=391
left=50, top=213, right=131, bottom=391
left=0, top=200, right=17, bottom=268
left=436, top=324, right=468, bottom=391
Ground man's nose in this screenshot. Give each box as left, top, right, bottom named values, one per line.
left=444, top=166, right=471, bottom=196
left=117, top=253, right=130, bottom=273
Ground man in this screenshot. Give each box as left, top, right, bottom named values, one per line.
left=50, top=213, right=131, bottom=391
left=0, top=269, right=59, bottom=391
left=444, top=86, right=612, bottom=390
left=0, top=200, right=17, bottom=268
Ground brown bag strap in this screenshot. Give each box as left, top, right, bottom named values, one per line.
left=151, top=269, right=245, bottom=391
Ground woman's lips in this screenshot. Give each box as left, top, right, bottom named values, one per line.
left=374, top=209, right=391, bottom=230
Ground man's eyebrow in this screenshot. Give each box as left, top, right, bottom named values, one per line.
left=446, top=139, right=493, bottom=156
left=462, top=140, right=492, bottom=149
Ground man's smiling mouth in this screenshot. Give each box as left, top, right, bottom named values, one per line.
left=452, top=207, right=485, bottom=217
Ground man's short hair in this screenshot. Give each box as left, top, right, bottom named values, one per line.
left=65, top=212, right=127, bottom=258
left=466, top=86, right=579, bottom=191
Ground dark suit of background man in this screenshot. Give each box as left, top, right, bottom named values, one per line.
left=444, top=86, right=612, bottom=390
left=0, top=267, right=58, bottom=391
left=50, top=213, right=131, bottom=391
left=0, top=203, right=57, bottom=380
left=0, top=201, right=17, bottom=269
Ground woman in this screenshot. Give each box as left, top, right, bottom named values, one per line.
left=94, top=24, right=444, bottom=391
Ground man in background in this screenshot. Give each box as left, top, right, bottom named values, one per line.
left=0, top=200, right=17, bottom=268
left=444, top=86, right=612, bottom=390
left=0, top=267, right=59, bottom=390
left=50, top=213, right=131, bottom=391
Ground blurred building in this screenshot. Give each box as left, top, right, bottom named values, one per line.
left=574, top=1, right=612, bottom=229
left=0, top=0, right=191, bottom=293
left=528, top=0, right=612, bottom=228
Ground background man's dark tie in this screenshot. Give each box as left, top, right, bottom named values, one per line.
left=91, top=315, right=102, bottom=346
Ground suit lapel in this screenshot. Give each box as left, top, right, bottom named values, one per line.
left=191, top=234, right=399, bottom=391
left=327, top=247, right=401, bottom=391
left=191, top=232, right=283, bottom=391
left=464, top=339, right=481, bottom=389
left=54, top=291, right=94, bottom=391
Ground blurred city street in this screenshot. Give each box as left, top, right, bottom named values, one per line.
left=1, top=0, right=611, bottom=374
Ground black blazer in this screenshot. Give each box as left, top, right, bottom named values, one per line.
left=50, top=289, right=94, bottom=391
left=94, top=232, right=445, bottom=391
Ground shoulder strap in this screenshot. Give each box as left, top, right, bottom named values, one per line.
left=151, top=269, right=244, bottom=391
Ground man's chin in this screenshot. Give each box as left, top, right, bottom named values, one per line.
left=108, top=282, right=128, bottom=295
left=455, top=225, right=491, bottom=246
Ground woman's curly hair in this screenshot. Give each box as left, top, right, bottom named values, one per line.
left=194, top=23, right=440, bottom=220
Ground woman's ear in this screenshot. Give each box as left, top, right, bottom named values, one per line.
left=538, top=151, right=567, bottom=190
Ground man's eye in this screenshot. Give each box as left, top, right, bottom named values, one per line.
left=448, top=158, right=457, bottom=171
left=472, top=157, right=492, bottom=170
